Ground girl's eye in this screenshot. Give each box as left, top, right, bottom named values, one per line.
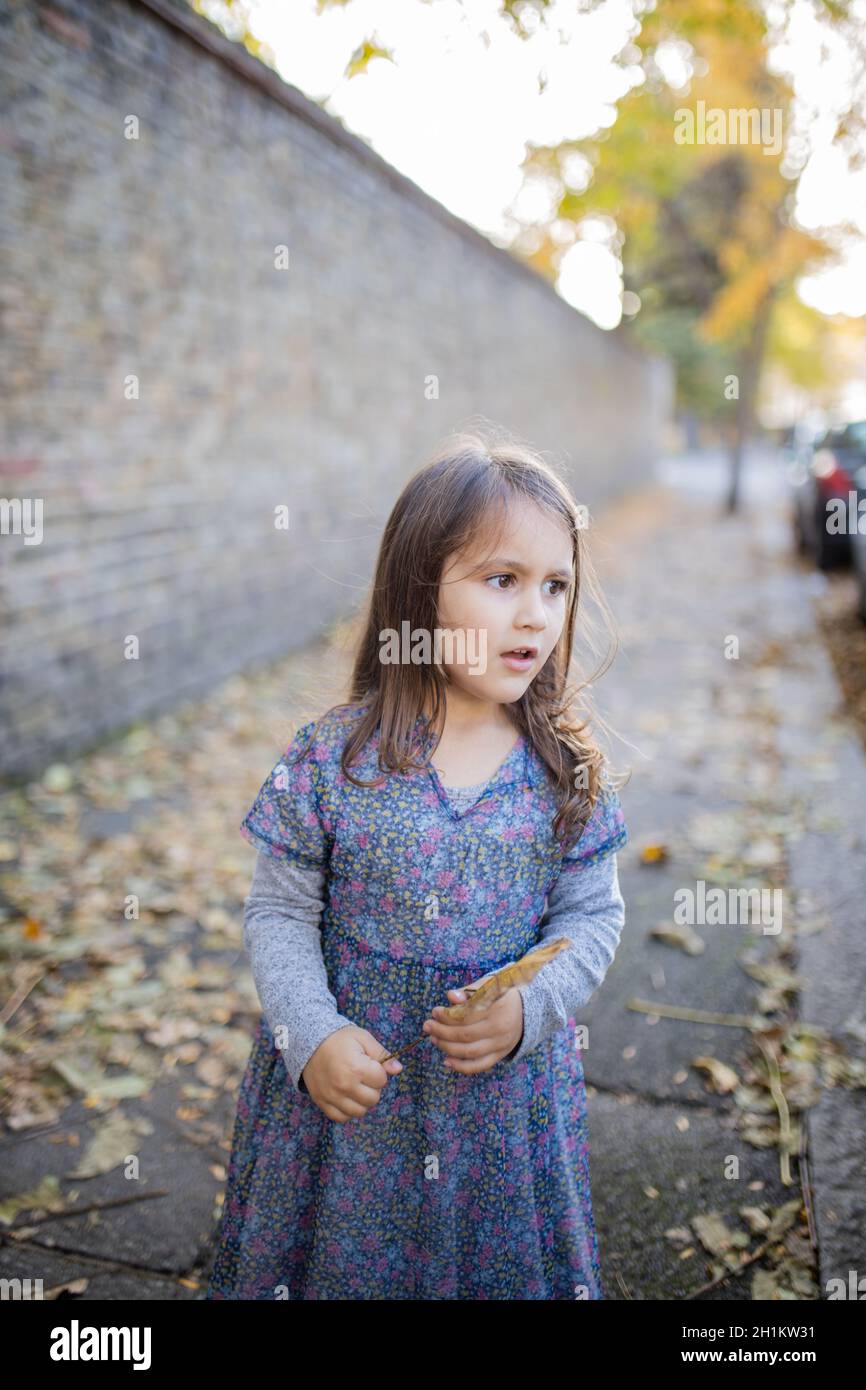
left=487, top=574, right=568, bottom=596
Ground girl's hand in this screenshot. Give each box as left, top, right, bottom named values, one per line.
left=422, top=981, right=524, bottom=1074
left=302, top=1026, right=403, bottom=1123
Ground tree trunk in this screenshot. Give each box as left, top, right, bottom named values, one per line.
left=726, top=292, right=774, bottom=514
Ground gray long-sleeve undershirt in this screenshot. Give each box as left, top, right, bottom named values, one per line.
left=242, top=778, right=626, bottom=1093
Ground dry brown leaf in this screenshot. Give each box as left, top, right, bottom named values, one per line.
left=665, top=1225, right=693, bottom=1245
left=740, top=1205, right=771, bottom=1234
left=693, top=1055, right=740, bottom=1094
left=437, top=938, right=572, bottom=1023
left=44, top=1277, right=89, bottom=1300
left=640, top=843, right=668, bottom=864
left=650, top=923, right=705, bottom=955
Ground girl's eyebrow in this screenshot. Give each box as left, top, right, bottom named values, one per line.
left=484, top=556, right=574, bottom=581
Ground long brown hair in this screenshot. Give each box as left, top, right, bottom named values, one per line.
left=290, top=423, right=628, bottom=855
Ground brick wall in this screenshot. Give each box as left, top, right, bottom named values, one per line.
left=0, top=0, right=673, bottom=780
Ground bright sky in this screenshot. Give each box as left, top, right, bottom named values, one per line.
left=207, top=0, right=866, bottom=332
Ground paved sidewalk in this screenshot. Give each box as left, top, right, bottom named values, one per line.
left=586, top=450, right=866, bottom=1298
left=1, top=448, right=863, bottom=1299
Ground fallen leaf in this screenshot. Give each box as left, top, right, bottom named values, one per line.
left=693, top=1056, right=740, bottom=1094
left=68, top=1110, right=154, bottom=1180
left=640, top=843, right=668, bottom=864
left=44, top=1278, right=89, bottom=1300
left=0, top=1175, right=65, bottom=1226
left=649, top=923, right=705, bottom=955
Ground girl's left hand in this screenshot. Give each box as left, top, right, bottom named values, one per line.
left=423, top=982, right=524, bottom=1074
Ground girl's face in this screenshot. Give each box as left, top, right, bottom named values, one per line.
left=434, top=497, right=574, bottom=716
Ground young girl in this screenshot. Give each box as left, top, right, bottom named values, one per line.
left=207, top=429, right=629, bottom=1301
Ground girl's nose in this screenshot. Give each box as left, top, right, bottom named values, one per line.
left=514, top=604, right=547, bottom=632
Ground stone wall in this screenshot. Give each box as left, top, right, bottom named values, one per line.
left=0, top=0, right=672, bottom=779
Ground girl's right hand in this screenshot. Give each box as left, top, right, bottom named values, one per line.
left=301, top=1025, right=403, bottom=1123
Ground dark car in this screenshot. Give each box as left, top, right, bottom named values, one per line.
left=841, top=424, right=866, bottom=621
left=790, top=422, right=866, bottom=570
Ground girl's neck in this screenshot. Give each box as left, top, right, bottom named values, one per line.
left=421, top=690, right=517, bottom=741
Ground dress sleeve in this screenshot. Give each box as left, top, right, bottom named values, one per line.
left=501, top=787, right=628, bottom=1066
left=239, top=720, right=333, bottom=870
left=557, top=784, right=628, bottom=871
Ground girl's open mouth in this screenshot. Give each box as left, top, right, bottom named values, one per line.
left=500, top=648, right=537, bottom=670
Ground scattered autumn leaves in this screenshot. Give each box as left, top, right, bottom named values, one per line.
left=630, top=800, right=865, bottom=1298
left=0, top=668, right=310, bottom=1245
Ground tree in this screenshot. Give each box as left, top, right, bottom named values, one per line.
left=510, top=0, right=860, bottom=510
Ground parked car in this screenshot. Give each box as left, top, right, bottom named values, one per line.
left=840, top=424, right=866, bottom=622
left=790, top=422, right=866, bottom=570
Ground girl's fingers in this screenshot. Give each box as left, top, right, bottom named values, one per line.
left=436, top=1036, right=495, bottom=1059
left=427, top=1013, right=490, bottom=1037
left=444, top=1053, right=499, bottom=1074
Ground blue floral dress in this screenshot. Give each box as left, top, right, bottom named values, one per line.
left=207, top=707, right=627, bottom=1300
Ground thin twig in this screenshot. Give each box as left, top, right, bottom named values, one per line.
left=799, top=1122, right=817, bottom=1253
left=627, top=998, right=764, bottom=1028
left=755, top=1035, right=793, bottom=1186
left=0, top=968, right=50, bottom=1027
left=686, top=1237, right=777, bottom=1299
left=379, top=1033, right=429, bottom=1064
left=4, top=1188, right=169, bottom=1232
left=0, top=1232, right=199, bottom=1287
left=0, top=1121, right=64, bottom=1148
